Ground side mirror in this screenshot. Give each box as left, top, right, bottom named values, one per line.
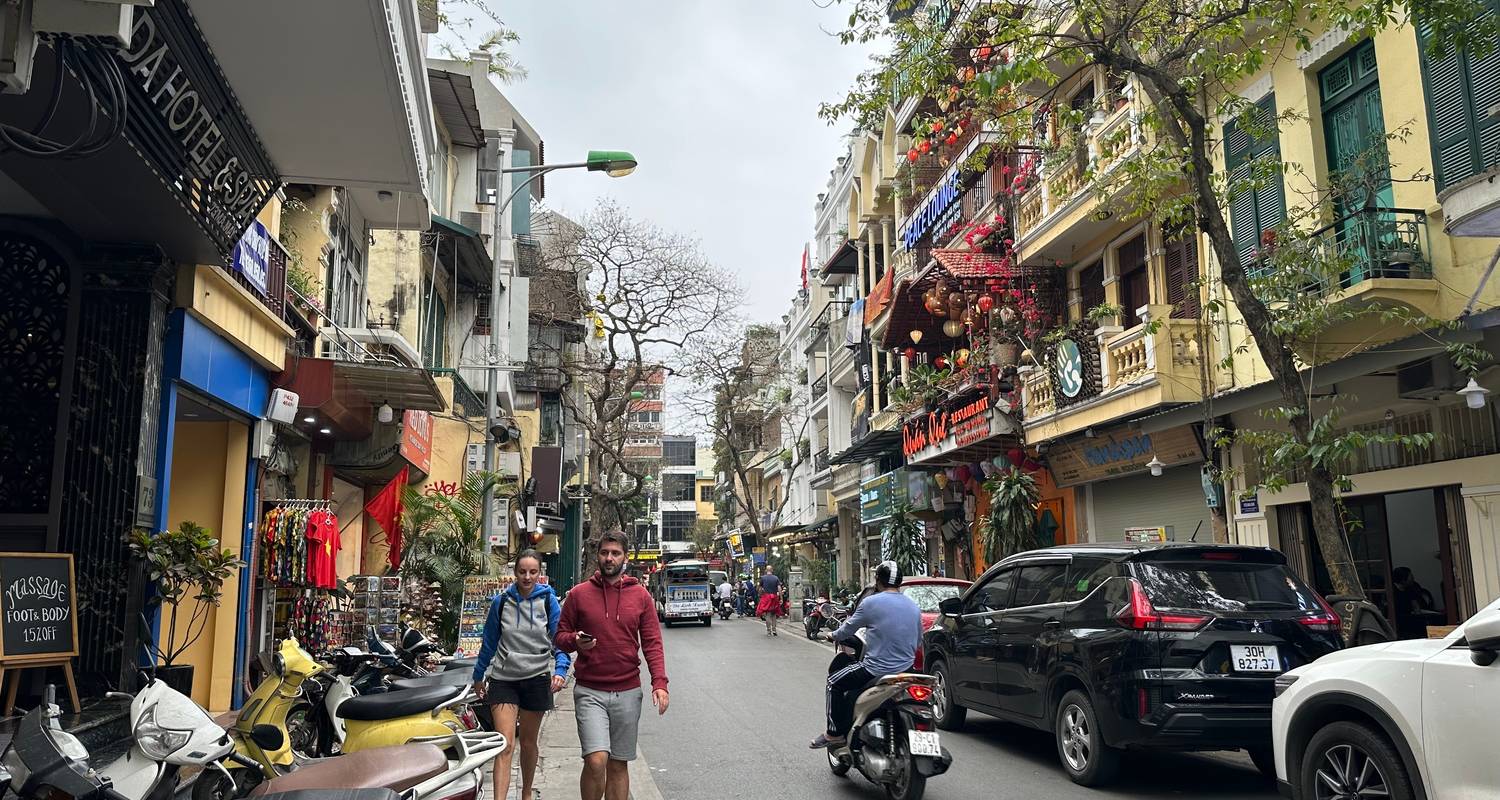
left=1466, top=613, right=1500, bottom=667
left=250, top=724, right=285, bottom=751
left=939, top=597, right=963, bottom=617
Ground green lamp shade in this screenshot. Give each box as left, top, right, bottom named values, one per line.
left=629, top=391, right=645, bottom=399
left=586, top=150, right=638, bottom=177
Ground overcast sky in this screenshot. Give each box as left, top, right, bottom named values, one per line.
left=445, top=1, right=874, bottom=325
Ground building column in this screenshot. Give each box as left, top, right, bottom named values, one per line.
left=1462, top=484, right=1500, bottom=610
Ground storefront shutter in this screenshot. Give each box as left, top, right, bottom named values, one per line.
left=1418, top=4, right=1500, bottom=191
left=1163, top=227, right=1200, bottom=319
left=1223, top=94, right=1283, bottom=267
left=1087, top=465, right=1213, bottom=543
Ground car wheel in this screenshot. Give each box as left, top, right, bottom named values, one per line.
left=929, top=661, right=966, bottom=731
left=1247, top=746, right=1277, bottom=781
left=1055, top=689, right=1120, bottom=787
left=826, top=747, right=850, bottom=777
left=1301, top=721, right=1414, bottom=800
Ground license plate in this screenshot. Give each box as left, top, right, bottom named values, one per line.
left=1230, top=644, right=1281, bottom=672
left=907, top=730, right=941, bottom=757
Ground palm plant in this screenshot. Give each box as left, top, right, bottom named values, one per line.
left=399, top=471, right=505, bottom=647
left=883, top=502, right=928, bottom=577
left=979, top=468, right=1040, bottom=566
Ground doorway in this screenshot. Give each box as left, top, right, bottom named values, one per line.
left=1302, top=487, right=1458, bottom=638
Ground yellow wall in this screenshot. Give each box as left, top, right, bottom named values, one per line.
left=696, top=478, right=717, bottom=522
left=162, top=420, right=247, bottom=712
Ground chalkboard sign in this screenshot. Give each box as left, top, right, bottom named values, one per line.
left=0, top=553, right=78, bottom=660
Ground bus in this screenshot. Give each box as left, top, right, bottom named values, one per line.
left=652, top=559, right=714, bottom=627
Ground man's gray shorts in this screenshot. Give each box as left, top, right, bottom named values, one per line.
left=574, top=685, right=643, bottom=761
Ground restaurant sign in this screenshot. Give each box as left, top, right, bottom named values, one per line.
left=901, top=393, right=1017, bottom=465
left=116, top=0, right=280, bottom=260
left=1048, top=424, right=1203, bottom=487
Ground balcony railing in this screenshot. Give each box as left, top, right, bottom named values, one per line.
left=814, top=448, right=830, bottom=472
left=812, top=373, right=829, bottom=399
left=1021, top=309, right=1205, bottom=424
left=1248, top=208, right=1431, bottom=295
left=1013, top=102, right=1142, bottom=243
left=429, top=368, right=486, bottom=417
left=808, top=300, right=854, bottom=354
left=515, top=234, right=542, bottom=277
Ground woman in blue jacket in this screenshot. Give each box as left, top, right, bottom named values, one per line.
left=471, top=550, right=570, bottom=800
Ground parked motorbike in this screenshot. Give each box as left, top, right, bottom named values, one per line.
left=820, top=633, right=952, bottom=800
left=804, top=596, right=847, bottom=640
left=719, top=596, right=734, bottom=620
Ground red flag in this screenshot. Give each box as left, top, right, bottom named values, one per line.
left=800, top=244, right=809, bottom=291
left=365, top=466, right=409, bottom=570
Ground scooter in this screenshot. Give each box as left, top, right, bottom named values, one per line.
left=718, top=596, right=734, bottom=620
left=821, top=633, right=953, bottom=800
left=804, top=596, right=847, bottom=640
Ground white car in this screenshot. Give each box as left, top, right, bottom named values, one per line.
left=1271, top=597, right=1500, bottom=799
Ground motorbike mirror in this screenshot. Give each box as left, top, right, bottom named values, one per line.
left=938, top=597, right=963, bottom=616
left=249, top=725, right=285, bottom=751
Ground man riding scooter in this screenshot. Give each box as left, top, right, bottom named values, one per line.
left=808, top=560, right=922, bottom=750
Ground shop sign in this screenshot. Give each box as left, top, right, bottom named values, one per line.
left=231, top=219, right=271, bottom=297
left=901, top=393, right=1017, bottom=464
left=1048, top=424, right=1203, bottom=487
left=116, top=1, right=280, bottom=260
left=860, top=469, right=910, bottom=524
left=399, top=410, right=432, bottom=473
left=0, top=553, right=78, bottom=659
left=1239, top=494, right=1261, bottom=515
left=1055, top=339, right=1084, bottom=398
left=899, top=170, right=962, bottom=249
left=1124, top=526, right=1170, bottom=543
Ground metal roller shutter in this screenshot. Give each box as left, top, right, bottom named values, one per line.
left=1088, top=464, right=1214, bottom=543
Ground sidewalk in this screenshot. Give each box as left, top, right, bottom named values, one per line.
left=483, top=687, right=662, bottom=800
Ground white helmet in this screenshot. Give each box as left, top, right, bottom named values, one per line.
left=875, top=560, right=903, bottom=589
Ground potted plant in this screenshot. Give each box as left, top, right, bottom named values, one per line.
left=884, top=503, right=929, bottom=577
left=979, top=467, right=1040, bottom=567
left=127, top=522, right=243, bottom=694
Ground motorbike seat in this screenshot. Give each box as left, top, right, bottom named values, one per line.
left=338, top=684, right=465, bottom=720
left=443, top=656, right=478, bottom=673
left=250, top=745, right=448, bottom=796
left=390, top=669, right=471, bottom=691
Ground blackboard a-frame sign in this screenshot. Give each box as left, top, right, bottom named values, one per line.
left=0, top=553, right=79, bottom=660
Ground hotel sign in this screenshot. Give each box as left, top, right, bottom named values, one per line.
left=901, top=393, right=1017, bottom=465
left=899, top=170, right=962, bottom=249
left=1048, top=424, right=1204, bottom=487
left=116, top=0, right=280, bottom=261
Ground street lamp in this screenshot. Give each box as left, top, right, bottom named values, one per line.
left=482, top=149, right=639, bottom=547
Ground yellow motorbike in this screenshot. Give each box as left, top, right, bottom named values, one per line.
left=198, top=638, right=478, bottom=800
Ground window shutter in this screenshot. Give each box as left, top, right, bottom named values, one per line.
left=1164, top=228, right=1200, bottom=319
left=1079, top=260, right=1104, bottom=317
left=1223, top=94, right=1283, bottom=267
left=1419, top=7, right=1500, bottom=190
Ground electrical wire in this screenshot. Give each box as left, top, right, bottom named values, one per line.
left=0, top=36, right=130, bottom=159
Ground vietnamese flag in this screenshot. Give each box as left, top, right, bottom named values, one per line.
left=365, top=466, right=409, bottom=570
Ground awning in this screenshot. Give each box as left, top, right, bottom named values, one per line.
left=275, top=356, right=446, bottom=440
left=426, top=69, right=484, bottom=148
left=430, top=214, right=491, bottom=287
left=829, top=429, right=902, bottom=465
left=818, top=239, right=860, bottom=277
left=882, top=250, right=1031, bottom=349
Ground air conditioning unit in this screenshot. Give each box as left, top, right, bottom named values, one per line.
left=32, top=0, right=142, bottom=44
left=459, top=210, right=493, bottom=240
left=0, top=0, right=36, bottom=94
left=1397, top=356, right=1463, bottom=401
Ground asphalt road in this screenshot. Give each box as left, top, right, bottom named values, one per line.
left=630, top=614, right=1281, bottom=800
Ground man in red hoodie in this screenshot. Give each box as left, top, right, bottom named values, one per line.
left=555, top=530, right=669, bottom=800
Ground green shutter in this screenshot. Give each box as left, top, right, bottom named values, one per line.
left=1224, top=94, right=1284, bottom=266
left=1419, top=5, right=1500, bottom=190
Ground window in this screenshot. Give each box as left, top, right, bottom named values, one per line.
left=901, top=583, right=963, bottom=614
left=540, top=398, right=561, bottom=445
left=1224, top=94, right=1286, bottom=267
left=661, top=511, right=696, bottom=542
left=965, top=569, right=1015, bottom=614
left=1133, top=558, right=1323, bottom=614
left=663, top=439, right=696, bottom=467
left=1078, top=260, right=1104, bottom=320
left=419, top=280, right=447, bottom=368
left=1162, top=224, right=1201, bottom=320
left=1065, top=557, right=1116, bottom=602
left=477, top=138, right=499, bottom=204
left=326, top=194, right=367, bottom=331
left=1115, top=235, right=1149, bottom=328
left=1419, top=8, right=1500, bottom=191
left=1012, top=563, right=1070, bottom=607
left=662, top=474, right=695, bottom=502
left=700, top=485, right=713, bottom=503
left=472, top=291, right=491, bottom=336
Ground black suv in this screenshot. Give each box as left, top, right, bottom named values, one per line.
left=922, top=542, right=1342, bottom=786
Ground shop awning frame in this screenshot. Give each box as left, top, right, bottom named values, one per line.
left=429, top=214, right=492, bottom=288
left=818, top=238, right=860, bottom=277
left=829, top=429, right=903, bottom=465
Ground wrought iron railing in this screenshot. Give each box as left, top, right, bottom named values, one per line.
left=1247, top=208, right=1431, bottom=291
left=515, top=234, right=542, bottom=277
left=812, top=373, right=829, bottom=398
left=1284, top=404, right=1499, bottom=482
left=429, top=368, right=486, bottom=417
left=814, top=448, right=830, bottom=472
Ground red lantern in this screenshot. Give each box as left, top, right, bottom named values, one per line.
left=977, top=294, right=995, bottom=313
left=903, top=347, right=917, bottom=361
left=977, top=45, right=992, bottom=61
left=907, top=148, right=920, bottom=163
left=945, top=133, right=958, bottom=146
left=934, top=355, right=949, bottom=370
left=930, top=120, right=943, bottom=133
left=1006, top=448, right=1026, bottom=467
left=918, top=140, right=932, bottom=155
left=528, top=530, right=543, bottom=545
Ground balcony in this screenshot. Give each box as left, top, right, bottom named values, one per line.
left=515, top=234, right=543, bottom=277
left=1020, top=309, right=1208, bottom=441
left=812, top=373, right=829, bottom=400
left=807, top=300, right=854, bottom=355
left=1013, top=103, right=1142, bottom=262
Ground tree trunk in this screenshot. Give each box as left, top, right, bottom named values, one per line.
left=1138, top=79, right=1366, bottom=598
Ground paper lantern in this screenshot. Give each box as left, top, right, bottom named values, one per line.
left=911, top=330, right=924, bottom=344
left=933, top=355, right=949, bottom=369
left=934, top=473, right=949, bottom=489
left=993, top=455, right=1008, bottom=470
left=977, top=294, right=995, bottom=313
left=980, top=461, right=996, bottom=477
left=1007, top=448, right=1026, bottom=467
left=955, top=348, right=971, bottom=368
left=903, top=347, right=917, bottom=361
left=955, top=465, right=971, bottom=483
left=998, top=306, right=1019, bottom=325
left=943, top=320, right=964, bottom=338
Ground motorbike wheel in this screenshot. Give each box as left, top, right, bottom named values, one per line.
left=192, top=767, right=258, bottom=800
left=285, top=701, right=321, bottom=758
left=805, top=619, right=818, bottom=640
left=826, top=748, right=850, bottom=777
left=884, top=742, right=927, bottom=800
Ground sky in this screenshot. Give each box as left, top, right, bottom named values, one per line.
left=442, top=1, right=876, bottom=325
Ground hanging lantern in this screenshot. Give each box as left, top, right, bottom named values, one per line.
left=907, top=148, right=920, bottom=163
left=931, top=120, right=944, bottom=133
left=910, top=330, right=924, bottom=344
left=943, top=320, right=964, bottom=338
left=918, top=140, right=932, bottom=154
left=955, top=465, right=972, bottom=483
left=998, top=305, right=1019, bottom=325
left=903, top=347, right=917, bottom=361
left=945, top=133, right=959, bottom=146
left=977, top=294, right=995, bottom=313
left=961, top=308, right=976, bottom=329
left=933, top=354, right=949, bottom=369
left=934, top=473, right=949, bottom=489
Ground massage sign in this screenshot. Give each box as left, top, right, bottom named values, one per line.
left=902, top=393, right=1016, bottom=464
left=0, top=554, right=78, bottom=659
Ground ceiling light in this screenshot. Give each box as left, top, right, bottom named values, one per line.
left=1146, top=456, right=1165, bottom=477
left=319, top=427, right=332, bottom=435
left=1458, top=378, right=1490, bottom=410
left=378, top=402, right=394, bottom=424
left=303, top=416, right=316, bottom=424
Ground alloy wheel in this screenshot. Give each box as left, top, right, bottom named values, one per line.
left=1314, top=743, right=1392, bottom=799
left=1060, top=704, right=1092, bottom=772
left=931, top=669, right=948, bottom=722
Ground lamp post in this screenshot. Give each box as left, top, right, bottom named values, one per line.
left=482, top=150, right=638, bottom=548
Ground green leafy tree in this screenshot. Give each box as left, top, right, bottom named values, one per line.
left=980, top=468, right=1040, bottom=566
left=825, top=0, right=1496, bottom=597
left=399, top=472, right=505, bottom=648
left=127, top=522, right=243, bottom=666
left=883, top=502, right=929, bottom=577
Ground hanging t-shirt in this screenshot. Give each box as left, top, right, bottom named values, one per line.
left=317, top=510, right=341, bottom=588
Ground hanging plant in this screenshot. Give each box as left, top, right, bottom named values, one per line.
left=979, top=467, right=1039, bottom=565
left=884, top=502, right=928, bottom=577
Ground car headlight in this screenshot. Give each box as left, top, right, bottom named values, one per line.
left=135, top=705, right=192, bottom=760
left=1273, top=673, right=1300, bottom=698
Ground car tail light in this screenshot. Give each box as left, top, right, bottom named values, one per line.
left=1116, top=578, right=1210, bottom=631
left=1137, top=687, right=1150, bottom=719
left=906, top=684, right=934, bottom=703
left=1299, top=594, right=1341, bottom=632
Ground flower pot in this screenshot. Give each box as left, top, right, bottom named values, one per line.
left=153, top=664, right=195, bottom=696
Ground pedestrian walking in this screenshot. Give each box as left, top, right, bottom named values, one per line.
left=756, top=565, right=782, bottom=636
left=471, top=550, right=569, bottom=800
left=555, top=531, right=670, bottom=800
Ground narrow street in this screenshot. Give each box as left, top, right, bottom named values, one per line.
left=631, top=618, right=1278, bottom=800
